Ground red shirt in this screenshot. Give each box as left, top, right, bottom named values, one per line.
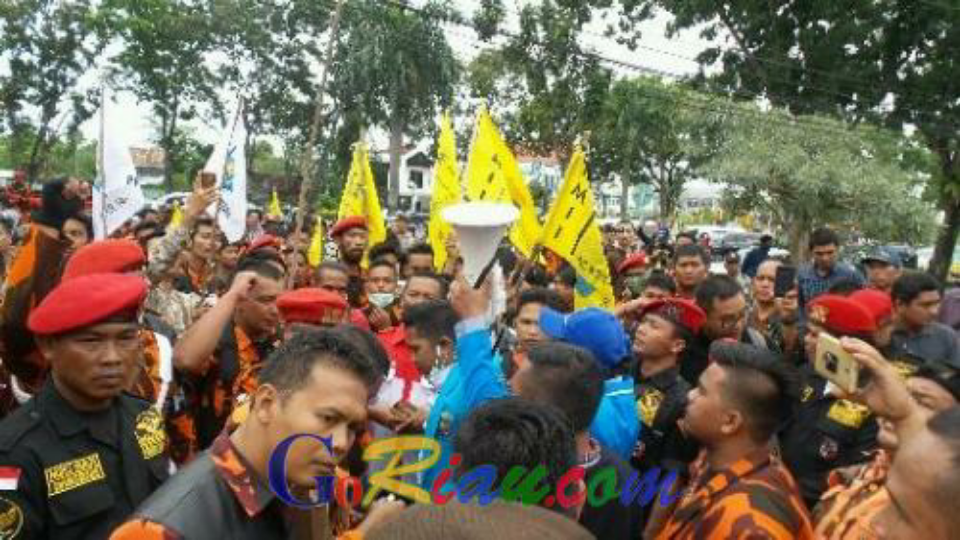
left=377, top=325, right=422, bottom=401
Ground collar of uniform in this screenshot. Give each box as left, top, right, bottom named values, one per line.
left=210, top=432, right=276, bottom=518
left=235, top=326, right=256, bottom=356
left=691, top=447, right=772, bottom=502
left=39, top=378, right=113, bottom=439
left=637, top=365, right=681, bottom=389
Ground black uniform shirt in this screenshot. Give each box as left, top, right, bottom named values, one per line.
left=779, top=365, right=878, bottom=508
left=0, top=380, right=169, bottom=539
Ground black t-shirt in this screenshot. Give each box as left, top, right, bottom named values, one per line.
left=579, top=445, right=643, bottom=540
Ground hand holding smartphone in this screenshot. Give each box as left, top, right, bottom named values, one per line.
left=815, top=332, right=867, bottom=394
left=774, top=265, right=797, bottom=298
left=199, top=172, right=217, bottom=190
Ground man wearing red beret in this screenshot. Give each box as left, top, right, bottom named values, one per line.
left=330, top=216, right=369, bottom=308
left=616, top=252, right=647, bottom=302
left=780, top=294, right=880, bottom=508
left=631, top=298, right=705, bottom=496
left=0, top=273, right=170, bottom=540
left=277, top=288, right=349, bottom=338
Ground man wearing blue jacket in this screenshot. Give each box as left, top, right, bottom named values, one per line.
left=403, top=277, right=510, bottom=492
left=538, top=307, right=641, bottom=460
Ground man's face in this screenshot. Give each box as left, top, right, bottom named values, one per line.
left=781, top=288, right=800, bottom=324
left=866, top=261, right=900, bottom=292
left=317, top=269, right=350, bottom=301
left=236, top=276, right=282, bottom=337
left=674, top=256, right=707, bottom=291
left=191, top=224, right=217, bottom=259
left=804, top=321, right=824, bottom=361
left=641, top=286, right=672, bottom=303
left=405, top=254, right=434, bottom=278
left=634, top=313, right=682, bottom=361
left=40, top=322, right=142, bottom=407
left=400, top=276, right=442, bottom=313
left=514, top=302, right=546, bottom=352
left=681, top=363, right=730, bottom=445
left=393, top=219, right=408, bottom=235
left=703, top=293, right=747, bottom=340
left=811, top=243, right=838, bottom=272
left=753, top=261, right=780, bottom=304
left=406, top=326, right=442, bottom=376
left=877, top=376, right=956, bottom=452
left=337, top=228, right=368, bottom=264
left=724, top=259, right=740, bottom=277
left=875, top=427, right=952, bottom=540
left=551, top=280, right=575, bottom=311
left=365, top=265, right=397, bottom=295
left=262, top=364, right=368, bottom=489
left=875, top=316, right=894, bottom=350
left=62, top=218, right=89, bottom=249
left=219, top=245, right=241, bottom=270
left=898, top=291, right=941, bottom=329
left=246, top=212, right=261, bottom=229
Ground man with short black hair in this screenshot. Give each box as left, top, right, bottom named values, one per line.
left=330, top=217, right=369, bottom=307
left=889, top=271, right=960, bottom=367
left=453, top=397, right=580, bottom=518
left=401, top=243, right=435, bottom=280
left=507, top=288, right=567, bottom=377
left=680, top=275, right=756, bottom=386
left=112, top=328, right=382, bottom=539
left=174, top=262, right=282, bottom=449
left=798, top=227, right=864, bottom=309
left=862, top=247, right=902, bottom=294
left=672, top=244, right=709, bottom=299
left=511, top=342, right=641, bottom=539
left=364, top=258, right=401, bottom=331
left=742, top=234, right=774, bottom=279
left=658, top=341, right=813, bottom=539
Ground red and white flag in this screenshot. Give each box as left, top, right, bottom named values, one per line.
left=0, top=467, right=20, bottom=490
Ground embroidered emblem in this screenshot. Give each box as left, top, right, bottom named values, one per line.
left=802, top=386, right=815, bottom=403
left=827, top=399, right=870, bottom=428
left=819, top=437, right=839, bottom=461
left=44, top=453, right=106, bottom=497
left=637, top=388, right=665, bottom=427
left=0, top=496, right=23, bottom=538
left=135, top=408, right=166, bottom=460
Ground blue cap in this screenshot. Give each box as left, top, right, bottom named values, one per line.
left=539, top=307, right=631, bottom=369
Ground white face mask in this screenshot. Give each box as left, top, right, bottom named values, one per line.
left=368, top=292, right=396, bottom=309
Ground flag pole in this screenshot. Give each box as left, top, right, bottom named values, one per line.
left=97, top=87, right=107, bottom=239
left=288, top=0, right=345, bottom=290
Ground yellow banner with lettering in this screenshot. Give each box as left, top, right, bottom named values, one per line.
left=429, top=113, right=461, bottom=271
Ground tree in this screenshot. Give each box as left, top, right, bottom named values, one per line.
left=0, top=0, right=111, bottom=181
left=332, top=0, right=459, bottom=212
left=110, top=0, right=218, bottom=191
left=705, top=106, right=935, bottom=256
left=590, top=77, right=722, bottom=224
left=629, top=1, right=960, bottom=280
left=469, top=0, right=612, bottom=165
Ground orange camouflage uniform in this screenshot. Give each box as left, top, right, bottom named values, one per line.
left=658, top=448, right=815, bottom=540
left=813, top=450, right=890, bottom=540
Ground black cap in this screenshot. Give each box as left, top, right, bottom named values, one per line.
left=861, top=247, right=901, bottom=269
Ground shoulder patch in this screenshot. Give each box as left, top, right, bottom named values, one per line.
left=827, top=399, right=871, bottom=429
left=0, top=404, right=42, bottom=452
left=134, top=409, right=166, bottom=461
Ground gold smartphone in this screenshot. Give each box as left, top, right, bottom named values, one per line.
left=814, top=332, right=862, bottom=394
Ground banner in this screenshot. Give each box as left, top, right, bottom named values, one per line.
left=429, top=113, right=461, bottom=271
left=267, top=189, right=282, bottom=219
left=541, top=146, right=614, bottom=309
left=465, top=109, right=541, bottom=257
left=338, top=140, right=386, bottom=248
left=308, top=216, right=324, bottom=267
left=92, top=92, right=144, bottom=239
left=204, top=102, right=247, bottom=243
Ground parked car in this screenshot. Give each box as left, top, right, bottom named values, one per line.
left=717, top=232, right=763, bottom=258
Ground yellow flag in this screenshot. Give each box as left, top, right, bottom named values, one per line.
left=466, top=109, right=541, bottom=257
left=166, top=202, right=183, bottom=234
left=267, top=189, right=282, bottom=219
left=541, top=146, right=614, bottom=309
left=429, top=113, right=461, bottom=271
left=308, top=216, right=324, bottom=267
left=338, top=141, right=387, bottom=249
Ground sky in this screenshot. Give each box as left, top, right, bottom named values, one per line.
left=76, top=2, right=720, bottom=150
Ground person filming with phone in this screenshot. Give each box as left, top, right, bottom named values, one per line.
left=779, top=295, right=881, bottom=508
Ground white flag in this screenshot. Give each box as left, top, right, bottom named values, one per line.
left=204, top=102, right=247, bottom=243
left=93, top=94, right=144, bottom=240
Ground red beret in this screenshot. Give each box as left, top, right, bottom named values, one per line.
left=809, top=294, right=877, bottom=336
left=247, top=234, right=282, bottom=253
left=277, top=288, right=348, bottom=327
left=330, top=216, right=367, bottom=238
left=849, top=289, right=893, bottom=325
left=28, top=273, right=147, bottom=335
left=616, top=253, right=647, bottom=275
left=639, top=298, right=707, bottom=335
left=62, top=240, right=145, bottom=281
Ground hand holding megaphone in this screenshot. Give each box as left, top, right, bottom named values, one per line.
left=450, top=274, right=492, bottom=320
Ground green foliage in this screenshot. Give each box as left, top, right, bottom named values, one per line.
left=0, top=132, right=95, bottom=179
left=705, top=106, right=936, bottom=252
left=0, top=0, right=111, bottom=180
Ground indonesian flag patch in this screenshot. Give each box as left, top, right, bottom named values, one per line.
left=0, top=468, right=20, bottom=491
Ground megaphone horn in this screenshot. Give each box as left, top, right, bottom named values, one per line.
left=441, top=202, right=519, bottom=288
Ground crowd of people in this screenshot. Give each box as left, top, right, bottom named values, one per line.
left=0, top=176, right=957, bottom=539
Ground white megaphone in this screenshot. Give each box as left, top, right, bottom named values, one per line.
left=442, top=202, right=519, bottom=288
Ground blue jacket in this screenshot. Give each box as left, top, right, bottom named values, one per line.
left=589, top=376, right=641, bottom=461
left=421, top=318, right=510, bottom=490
